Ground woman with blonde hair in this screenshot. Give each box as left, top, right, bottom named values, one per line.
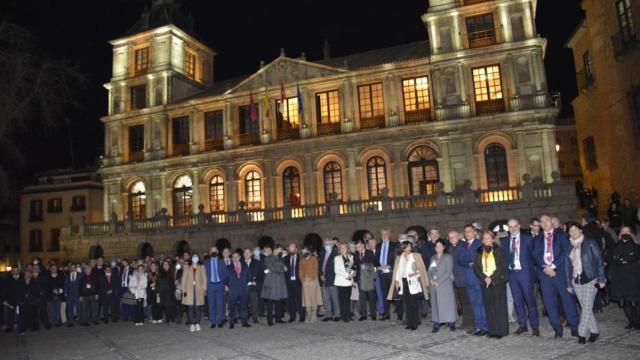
left=388, top=240, right=429, bottom=330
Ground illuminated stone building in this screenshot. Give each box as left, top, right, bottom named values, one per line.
left=61, top=0, right=576, bottom=260
left=567, top=0, right=640, bottom=208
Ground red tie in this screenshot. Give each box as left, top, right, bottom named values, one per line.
left=546, top=232, right=553, bottom=263
left=234, top=263, right=241, bottom=278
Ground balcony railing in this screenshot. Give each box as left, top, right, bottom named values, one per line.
left=317, top=122, right=341, bottom=136
left=172, top=143, right=190, bottom=156
left=436, top=103, right=471, bottom=121
left=462, top=0, right=491, bottom=5
left=405, top=109, right=433, bottom=124
left=204, top=138, right=224, bottom=151
left=576, top=69, right=595, bottom=91
left=475, top=99, right=506, bottom=115
left=276, top=127, right=300, bottom=141
left=129, top=151, right=144, bottom=163
left=360, top=116, right=386, bottom=129
left=468, top=29, right=497, bottom=49
left=237, top=132, right=260, bottom=146
left=509, top=93, right=551, bottom=111
left=612, top=26, right=639, bottom=57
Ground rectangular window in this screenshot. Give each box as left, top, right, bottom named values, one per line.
left=71, top=195, right=86, bottom=211
left=402, top=76, right=431, bottom=123
left=184, top=49, right=196, bottom=79
left=617, top=0, right=636, bottom=44
left=511, top=15, right=526, bottom=41
left=29, top=230, right=43, bottom=252
left=466, top=13, right=496, bottom=48
left=583, top=51, right=593, bottom=80
left=630, top=87, right=640, bottom=149
left=172, top=116, right=190, bottom=155
left=358, top=83, right=385, bottom=128
left=134, top=46, right=149, bottom=75
left=29, top=200, right=43, bottom=221
left=238, top=105, right=260, bottom=146
left=204, top=110, right=224, bottom=151
left=316, top=90, right=341, bottom=124
left=130, top=84, right=147, bottom=110
left=49, top=228, right=61, bottom=252
left=129, top=125, right=144, bottom=162
left=583, top=136, right=598, bottom=171
left=276, top=97, right=300, bottom=140
left=472, top=65, right=505, bottom=114
left=47, top=198, right=62, bottom=213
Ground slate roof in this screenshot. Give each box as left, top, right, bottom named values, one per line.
left=123, top=0, right=197, bottom=38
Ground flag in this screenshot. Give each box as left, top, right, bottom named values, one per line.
left=262, top=86, right=270, bottom=121
left=279, top=81, right=286, bottom=114
left=249, top=88, right=257, bottom=122
left=296, top=83, right=303, bottom=114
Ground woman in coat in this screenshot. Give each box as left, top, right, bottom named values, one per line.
left=427, top=239, right=457, bottom=332
left=566, top=222, right=606, bottom=344
left=299, top=246, right=323, bottom=322
left=181, top=255, right=207, bottom=332
left=334, top=243, right=355, bottom=323
left=608, top=226, right=640, bottom=329
left=157, top=259, right=177, bottom=323
left=147, top=262, right=162, bottom=323
left=473, top=230, right=508, bottom=338
left=128, top=264, right=148, bottom=326
left=387, top=240, right=429, bottom=330
left=261, top=244, right=288, bottom=326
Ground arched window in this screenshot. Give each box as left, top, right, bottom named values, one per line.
left=323, top=161, right=343, bottom=202
left=367, top=156, right=387, bottom=198
left=173, top=175, right=193, bottom=217
left=209, top=175, right=225, bottom=212
left=128, top=181, right=146, bottom=220
left=244, top=171, right=261, bottom=209
left=407, top=146, right=439, bottom=195
left=485, top=143, right=509, bottom=189
left=282, top=167, right=301, bottom=206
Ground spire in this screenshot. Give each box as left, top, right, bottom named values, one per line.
left=323, top=38, right=331, bottom=60
left=123, top=0, right=195, bottom=37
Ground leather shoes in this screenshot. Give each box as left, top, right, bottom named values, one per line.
left=532, top=328, right=540, bottom=337
left=358, top=316, right=367, bottom=321
left=242, top=323, right=251, bottom=328
left=514, top=326, right=528, bottom=335
left=554, top=330, right=563, bottom=338
left=321, top=317, right=331, bottom=322
left=210, top=324, right=216, bottom=328
left=466, top=328, right=479, bottom=335
left=333, top=317, right=341, bottom=322
left=578, top=336, right=586, bottom=344
left=588, top=333, right=599, bottom=343
left=571, top=329, right=579, bottom=337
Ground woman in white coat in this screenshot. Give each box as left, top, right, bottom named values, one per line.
left=334, top=243, right=355, bottom=322
left=388, top=241, right=429, bottom=330
left=129, top=264, right=148, bottom=326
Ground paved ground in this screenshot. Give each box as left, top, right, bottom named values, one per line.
left=2, top=306, right=639, bottom=360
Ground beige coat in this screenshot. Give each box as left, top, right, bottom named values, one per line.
left=181, top=265, right=207, bottom=306
left=387, top=253, right=429, bottom=301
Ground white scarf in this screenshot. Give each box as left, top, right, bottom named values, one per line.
left=569, top=235, right=584, bottom=280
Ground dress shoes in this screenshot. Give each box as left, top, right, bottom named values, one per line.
left=554, top=330, right=563, bottom=338
left=571, top=329, right=579, bottom=337
left=514, top=326, right=528, bottom=335
left=358, top=316, right=367, bottom=321
left=578, top=336, right=586, bottom=344
left=588, top=333, right=599, bottom=343
left=532, top=328, right=540, bottom=336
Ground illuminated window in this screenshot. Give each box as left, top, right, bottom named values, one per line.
left=323, top=161, right=343, bottom=202
left=472, top=65, right=505, bottom=114
left=129, top=181, right=146, bottom=220
left=402, top=76, right=431, bottom=123
left=466, top=13, right=496, bottom=48
left=129, top=125, right=144, bottom=162
left=184, top=49, right=196, bottom=79
left=283, top=167, right=301, bottom=206
left=134, top=47, right=149, bottom=75
left=407, top=146, right=439, bottom=195
left=29, top=230, right=43, bottom=252
left=209, top=176, right=225, bottom=212
left=173, top=175, right=193, bottom=217
left=316, top=90, right=341, bottom=123
left=71, top=196, right=86, bottom=211
left=130, top=85, right=146, bottom=110
left=485, top=143, right=509, bottom=189
left=245, top=171, right=262, bottom=209
left=367, top=156, right=387, bottom=199
left=358, top=83, right=385, bottom=120
left=276, top=97, right=300, bottom=129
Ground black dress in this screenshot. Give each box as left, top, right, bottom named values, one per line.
left=473, top=244, right=509, bottom=337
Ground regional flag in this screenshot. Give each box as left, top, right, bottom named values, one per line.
left=262, top=87, right=270, bottom=121
left=279, top=81, right=286, bottom=114
left=296, top=83, right=303, bottom=114
left=249, top=88, right=257, bottom=122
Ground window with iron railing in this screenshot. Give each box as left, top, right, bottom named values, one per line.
left=29, top=230, right=43, bottom=252
left=172, top=116, right=190, bottom=155
left=245, top=171, right=262, bottom=209
left=466, top=13, right=497, bottom=49
left=323, top=161, right=343, bottom=202
left=49, top=228, right=61, bottom=252
left=472, top=65, right=505, bottom=115
left=613, top=0, right=637, bottom=55
left=316, top=90, right=341, bottom=135
left=276, top=97, right=300, bottom=140
left=47, top=198, right=62, bottom=213
left=29, top=200, right=43, bottom=221
left=358, top=83, right=385, bottom=129
left=402, top=76, right=432, bottom=123
left=283, top=166, right=301, bottom=206
left=238, top=105, right=260, bottom=146
left=71, top=196, right=86, bottom=212
left=129, top=124, right=144, bottom=162
left=209, top=175, right=225, bottom=212
left=204, top=110, right=224, bottom=151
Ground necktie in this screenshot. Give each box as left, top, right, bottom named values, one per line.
left=545, top=232, right=553, bottom=263
left=212, top=258, right=219, bottom=283
left=510, top=236, right=517, bottom=269
left=235, top=263, right=240, bottom=278
left=291, top=255, right=296, bottom=279
left=322, top=253, right=329, bottom=273
left=72, top=273, right=76, bottom=282
left=381, top=242, right=388, bottom=266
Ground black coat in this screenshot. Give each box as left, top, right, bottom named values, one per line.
left=98, top=272, right=121, bottom=299
left=45, top=273, right=65, bottom=302
left=79, top=273, right=98, bottom=297
left=3, top=274, right=21, bottom=306
left=17, top=278, right=40, bottom=305
left=156, top=269, right=176, bottom=306
left=473, top=244, right=508, bottom=285
left=608, top=240, right=640, bottom=301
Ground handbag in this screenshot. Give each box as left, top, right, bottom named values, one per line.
left=121, top=290, right=137, bottom=306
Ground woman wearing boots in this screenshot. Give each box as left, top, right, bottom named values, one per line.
left=566, top=222, right=606, bottom=344
left=299, top=246, right=323, bottom=322
left=608, top=226, right=640, bottom=330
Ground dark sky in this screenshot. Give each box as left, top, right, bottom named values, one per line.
left=2, top=0, right=583, bottom=191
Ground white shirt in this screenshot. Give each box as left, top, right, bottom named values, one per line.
left=395, top=254, right=422, bottom=295
left=510, top=233, right=522, bottom=271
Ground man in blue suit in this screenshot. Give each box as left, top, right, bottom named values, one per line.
left=501, top=218, right=540, bottom=336
left=64, top=264, right=82, bottom=326
left=118, top=259, right=134, bottom=321
left=204, top=246, right=227, bottom=328
left=533, top=214, right=579, bottom=338
left=458, top=224, right=488, bottom=336
left=284, top=243, right=305, bottom=322
left=225, top=250, right=251, bottom=329
left=319, top=237, right=340, bottom=321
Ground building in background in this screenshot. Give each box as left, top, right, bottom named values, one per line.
left=0, top=215, right=19, bottom=271
left=19, top=169, right=103, bottom=264
left=567, top=0, right=640, bottom=212
left=555, top=118, right=582, bottom=184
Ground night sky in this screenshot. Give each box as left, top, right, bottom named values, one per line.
left=2, top=0, right=583, bottom=198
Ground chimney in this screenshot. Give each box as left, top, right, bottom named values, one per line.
left=323, top=38, right=331, bottom=60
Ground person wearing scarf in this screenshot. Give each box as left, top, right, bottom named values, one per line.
left=565, top=222, right=606, bottom=344
left=334, top=243, right=355, bottom=322
left=473, top=230, right=509, bottom=338
left=608, top=226, right=640, bottom=330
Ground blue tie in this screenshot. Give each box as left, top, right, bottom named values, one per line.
left=381, top=242, right=388, bottom=266
left=212, top=258, right=219, bottom=283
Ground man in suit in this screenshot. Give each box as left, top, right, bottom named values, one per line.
left=98, top=265, right=121, bottom=323
left=119, top=259, right=134, bottom=321
left=458, top=224, right=488, bottom=336
left=64, top=264, right=82, bottom=326
left=501, top=218, right=540, bottom=336
left=79, top=265, right=99, bottom=326
left=45, top=263, right=65, bottom=327
left=244, top=248, right=261, bottom=324
left=285, top=243, right=305, bottom=322
left=17, top=270, right=40, bottom=334
left=375, top=228, right=400, bottom=320
left=225, top=250, right=251, bottom=329
left=319, top=237, right=340, bottom=321
left=204, top=246, right=227, bottom=328
left=533, top=214, right=580, bottom=338
left=354, top=240, right=377, bottom=320
left=3, top=267, right=21, bottom=332
left=32, top=264, right=51, bottom=329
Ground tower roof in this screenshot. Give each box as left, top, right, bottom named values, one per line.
left=123, top=0, right=195, bottom=38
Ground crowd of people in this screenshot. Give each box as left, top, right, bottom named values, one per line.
left=1, top=213, right=639, bottom=345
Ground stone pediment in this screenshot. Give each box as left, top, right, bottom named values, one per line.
left=226, top=56, right=347, bottom=94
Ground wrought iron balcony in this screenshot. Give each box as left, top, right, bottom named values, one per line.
left=405, top=109, right=433, bottom=124
left=317, top=122, right=341, bottom=136
left=276, top=127, right=300, bottom=141
left=475, top=99, right=506, bottom=115
left=576, top=69, right=595, bottom=91
left=612, top=26, right=639, bottom=57
left=468, top=29, right=497, bottom=49
left=360, top=116, right=386, bottom=129
left=204, top=138, right=224, bottom=151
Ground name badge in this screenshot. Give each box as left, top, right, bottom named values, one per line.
left=429, top=261, right=437, bottom=268
left=86, top=284, right=91, bottom=289
left=290, top=276, right=296, bottom=280
left=545, top=252, right=552, bottom=261
left=193, top=281, right=196, bottom=286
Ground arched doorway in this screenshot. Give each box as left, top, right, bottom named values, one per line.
left=128, top=181, right=146, bottom=220
left=175, top=240, right=190, bottom=257
left=172, top=175, right=193, bottom=217
left=484, top=143, right=509, bottom=189
left=139, top=242, right=154, bottom=259
left=89, top=245, right=104, bottom=259
left=407, top=146, right=440, bottom=195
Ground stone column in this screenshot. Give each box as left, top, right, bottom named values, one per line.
left=264, top=159, right=275, bottom=208
left=223, top=101, right=234, bottom=148
left=464, top=137, right=478, bottom=189
left=429, top=19, right=439, bottom=54
left=457, top=62, right=468, bottom=103
left=516, top=132, right=528, bottom=185
left=347, top=150, right=360, bottom=201
left=540, top=129, right=558, bottom=183
left=452, top=14, right=462, bottom=51
left=191, top=168, right=202, bottom=210
left=499, top=4, right=512, bottom=43
left=304, top=154, right=316, bottom=204
left=391, top=144, right=405, bottom=197
left=523, top=0, right=535, bottom=39
left=440, top=141, right=453, bottom=192
left=225, top=164, right=236, bottom=211
left=160, top=173, right=168, bottom=214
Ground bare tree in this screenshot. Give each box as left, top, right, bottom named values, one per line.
left=0, top=22, right=86, bottom=207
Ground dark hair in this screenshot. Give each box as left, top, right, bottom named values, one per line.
left=400, top=240, right=414, bottom=251
left=566, top=221, right=583, bottom=231
left=434, top=239, right=447, bottom=248
left=529, top=217, right=540, bottom=224
left=355, top=239, right=366, bottom=246
left=463, top=224, right=475, bottom=230
left=332, top=237, right=340, bottom=242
